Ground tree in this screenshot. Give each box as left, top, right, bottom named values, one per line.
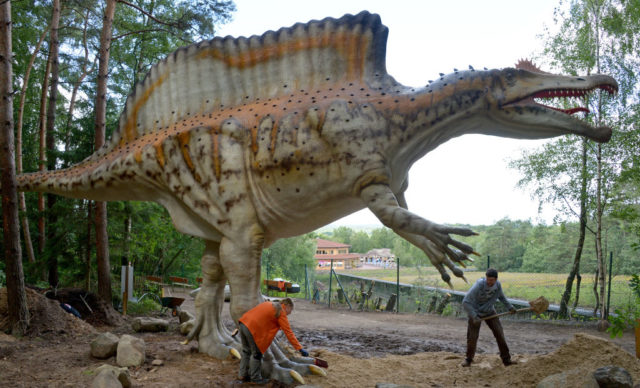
left=94, top=0, right=117, bottom=303
left=511, top=0, right=639, bottom=320
left=0, top=0, right=30, bottom=335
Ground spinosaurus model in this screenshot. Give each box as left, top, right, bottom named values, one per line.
left=17, top=11, right=617, bottom=384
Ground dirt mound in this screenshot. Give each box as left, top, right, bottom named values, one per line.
left=0, top=287, right=96, bottom=337
left=304, top=333, right=640, bottom=387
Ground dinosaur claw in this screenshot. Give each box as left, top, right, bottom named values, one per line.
left=181, top=339, right=190, bottom=345
left=230, top=348, right=241, bottom=359
left=309, top=364, right=327, bottom=376
left=471, top=251, right=481, bottom=257
left=290, top=370, right=305, bottom=384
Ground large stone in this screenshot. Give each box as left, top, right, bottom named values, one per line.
left=131, top=317, right=168, bottom=332
left=593, top=365, right=633, bottom=388
left=116, top=335, right=145, bottom=367
left=90, top=332, right=119, bottom=359
left=92, top=364, right=131, bottom=388
left=537, top=369, right=598, bottom=388
left=179, top=319, right=195, bottom=335
left=178, top=310, right=194, bottom=324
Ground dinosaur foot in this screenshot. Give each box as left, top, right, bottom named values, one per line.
left=183, top=284, right=241, bottom=360
left=259, top=350, right=327, bottom=385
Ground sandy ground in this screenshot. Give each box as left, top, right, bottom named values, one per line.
left=1, top=288, right=638, bottom=387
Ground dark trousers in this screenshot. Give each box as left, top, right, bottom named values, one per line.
left=466, top=316, right=511, bottom=364
left=238, top=323, right=263, bottom=381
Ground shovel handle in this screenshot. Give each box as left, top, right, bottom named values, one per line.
left=480, top=307, right=531, bottom=321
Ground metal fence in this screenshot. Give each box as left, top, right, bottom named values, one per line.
left=303, top=256, right=635, bottom=321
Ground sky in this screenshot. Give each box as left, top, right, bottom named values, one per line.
left=216, top=0, right=562, bottom=227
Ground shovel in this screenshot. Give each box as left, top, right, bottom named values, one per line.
left=481, top=296, right=549, bottom=321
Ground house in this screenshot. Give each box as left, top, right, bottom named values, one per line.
left=314, top=238, right=362, bottom=270
left=362, top=248, right=396, bottom=268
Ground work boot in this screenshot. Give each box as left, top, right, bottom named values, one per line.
left=249, top=378, right=270, bottom=385
left=461, top=359, right=472, bottom=367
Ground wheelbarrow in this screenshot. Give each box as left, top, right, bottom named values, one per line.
left=161, top=296, right=185, bottom=316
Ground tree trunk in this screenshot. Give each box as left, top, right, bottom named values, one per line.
left=595, top=143, right=606, bottom=323
left=559, top=138, right=589, bottom=318
left=593, top=267, right=600, bottom=317
left=95, top=0, right=117, bottom=303
left=45, top=0, right=61, bottom=288
left=64, top=8, right=94, bottom=155
left=572, top=272, right=582, bottom=310
left=37, top=46, right=51, bottom=259
left=84, top=201, right=93, bottom=291
left=16, top=26, right=48, bottom=265
left=0, top=0, right=30, bottom=336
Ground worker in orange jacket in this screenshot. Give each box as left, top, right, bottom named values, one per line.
left=238, top=298, right=309, bottom=384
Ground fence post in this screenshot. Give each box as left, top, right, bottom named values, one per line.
left=396, top=257, right=400, bottom=313
left=328, top=259, right=334, bottom=309
left=487, top=255, right=490, bottom=269
left=606, top=251, right=613, bottom=318
left=304, top=264, right=309, bottom=300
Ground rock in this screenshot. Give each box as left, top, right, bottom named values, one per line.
left=131, top=317, right=168, bottom=332
left=151, top=359, right=164, bottom=366
left=537, top=369, right=599, bottom=388
left=179, top=319, right=194, bottom=335
left=376, top=384, right=414, bottom=388
left=90, top=332, right=119, bottom=359
left=116, top=335, right=145, bottom=367
left=593, top=365, right=633, bottom=388
left=178, top=310, right=194, bottom=324
left=92, top=364, right=131, bottom=388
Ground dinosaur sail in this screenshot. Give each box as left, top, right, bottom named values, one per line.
left=107, top=11, right=389, bottom=150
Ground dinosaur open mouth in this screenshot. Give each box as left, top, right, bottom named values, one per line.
left=525, top=84, right=617, bottom=115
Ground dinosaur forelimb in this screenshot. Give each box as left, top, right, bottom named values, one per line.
left=362, top=184, right=476, bottom=284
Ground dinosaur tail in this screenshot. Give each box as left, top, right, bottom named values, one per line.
left=16, top=155, right=147, bottom=202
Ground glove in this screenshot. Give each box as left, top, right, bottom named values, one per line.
left=299, top=348, right=309, bottom=357
left=509, top=307, right=517, bottom=314
left=471, top=316, right=481, bottom=325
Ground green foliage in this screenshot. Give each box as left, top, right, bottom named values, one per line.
left=607, top=274, right=640, bottom=338
left=126, top=297, right=162, bottom=316
left=262, top=234, right=316, bottom=284
left=0, top=268, right=5, bottom=287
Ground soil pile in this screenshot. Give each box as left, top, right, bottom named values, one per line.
left=304, top=333, right=640, bottom=387
left=0, top=287, right=96, bottom=337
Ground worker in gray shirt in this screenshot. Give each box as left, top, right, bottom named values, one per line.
left=461, top=268, right=516, bottom=367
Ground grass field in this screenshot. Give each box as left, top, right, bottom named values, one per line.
left=336, top=267, right=634, bottom=311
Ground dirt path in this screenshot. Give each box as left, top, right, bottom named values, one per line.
left=0, top=289, right=638, bottom=387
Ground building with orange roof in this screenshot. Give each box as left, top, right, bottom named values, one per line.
left=314, top=238, right=362, bottom=270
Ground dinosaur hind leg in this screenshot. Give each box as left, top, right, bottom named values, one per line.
left=186, top=240, right=239, bottom=359
left=220, top=224, right=324, bottom=384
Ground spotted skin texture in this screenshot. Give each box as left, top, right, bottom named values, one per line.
left=16, top=11, right=618, bottom=384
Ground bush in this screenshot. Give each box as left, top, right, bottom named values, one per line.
left=0, top=269, right=5, bottom=287
left=607, top=274, right=640, bottom=338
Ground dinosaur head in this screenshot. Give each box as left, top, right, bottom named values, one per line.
left=483, top=64, right=618, bottom=142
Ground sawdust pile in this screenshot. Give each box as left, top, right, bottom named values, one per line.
left=304, top=333, right=640, bottom=388
left=0, top=287, right=96, bottom=337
